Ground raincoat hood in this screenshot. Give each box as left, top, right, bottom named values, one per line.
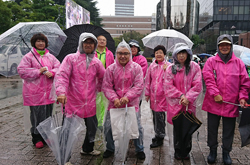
left=115, top=39, right=132, bottom=65
left=172, top=43, right=193, bottom=64
left=78, top=32, right=98, bottom=54
left=217, top=34, right=233, bottom=64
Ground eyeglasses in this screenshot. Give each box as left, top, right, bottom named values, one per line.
left=116, top=52, right=130, bottom=56
left=83, top=41, right=95, bottom=45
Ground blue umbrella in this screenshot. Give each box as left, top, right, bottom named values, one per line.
left=198, top=53, right=213, bottom=58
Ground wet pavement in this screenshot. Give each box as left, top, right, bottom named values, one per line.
left=0, top=76, right=250, bottom=165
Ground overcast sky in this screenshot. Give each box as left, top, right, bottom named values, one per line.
left=95, top=0, right=160, bottom=16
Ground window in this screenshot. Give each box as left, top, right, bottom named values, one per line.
left=239, top=6, right=244, bottom=14
left=244, top=6, right=249, bottom=14
left=233, top=6, right=238, bottom=14
left=131, top=25, right=133, bottom=27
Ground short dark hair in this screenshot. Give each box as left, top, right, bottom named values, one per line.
left=154, top=45, right=166, bottom=55
left=30, top=33, right=48, bottom=48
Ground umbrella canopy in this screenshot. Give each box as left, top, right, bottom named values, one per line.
left=57, top=24, right=115, bottom=62
left=37, top=114, right=84, bottom=165
left=233, top=45, right=250, bottom=66
left=198, top=53, right=213, bottom=58
left=192, top=54, right=200, bottom=61
left=233, top=45, right=250, bottom=58
left=142, top=29, right=193, bottom=51
left=0, top=22, right=66, bottom=77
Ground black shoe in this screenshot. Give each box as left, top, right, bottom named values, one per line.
left=223, top=152, right=232, bottom=165
left=137, top=151, right=146, bottom=160
left=103, top=150, right=114, bottom=158
left=150, top=140, right=163, bottom=148
left=174, top=152, right=182, bottom=160
left=152, top=137, right=157, bottom=143
left=207, top=149, right=217, bottom=164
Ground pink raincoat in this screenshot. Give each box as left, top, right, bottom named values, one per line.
left=18, top=48, right=60, bottom=106
left=102, top=48, right=144, bottom=112
left=202, top=53, right=250, bottom=117
left=132, top=55, right=148, bottom=77
left=145, top=60, right=171, bottom=112
left=55, top=33, right=105, bottom=118
left=94, top=47, right=114, bottom=68
left=164, top=61, right=202, bottom=124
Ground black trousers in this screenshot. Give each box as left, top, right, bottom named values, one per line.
left=152, top=110, right=166, bottom=138
left=82, top=115, right=98, bottom=152
left=207, top=112, right=236, bottom=152
left=30, top=104, right=53, bottom=144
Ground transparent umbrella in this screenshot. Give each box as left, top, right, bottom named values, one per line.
left=142, top=29, right=193, bottom=51
left=233, top=45, right=250, bottom=66
left=0, top=22, right=66, bottom=77
left=37, top=112, right=85, bottom=165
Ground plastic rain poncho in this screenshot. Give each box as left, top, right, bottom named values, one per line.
left=202, top=35, right=250, bottom=117
left=163, top=43, right=203, bottom=124
left=145, top=59, right=171, bottom=112
left=55, top=33, right=105, bottom=118
left=102, top=40, right=144, bottom=160
left=18, top=48, right=60, bottom=106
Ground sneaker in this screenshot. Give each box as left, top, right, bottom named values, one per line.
left=103, top=150, right=114, bottom=158
left=183, top=154, right=190, bottom=160
left=65, top=162, right=73, bottom=165
left=80, top=149, right=101, bottom=156
left=35, top=141, right=44, bottom=149
left=136, top=151, right=146, bottom=160
left=174, top=152, right=182, bottom=160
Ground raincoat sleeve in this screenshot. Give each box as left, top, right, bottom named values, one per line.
left=102, top=66, right=119, bottom=102
left=55, top=55, right=72, bottom=96
left=144, top=64, right=152, bottom=97
left=202, top=58, right=220, bottom=97
left=96, top=62, right=106, bottom=92
left=17, top=53, right=41, bottom=81
left=124, top=65, right=144, bottom=101
left=185, top=63, right=203, bottom=103
left=48, top=56, right=61, bottom=77
left=238, top=61, right=250, bottom=101
left=164, top=65, right=183, bottom=98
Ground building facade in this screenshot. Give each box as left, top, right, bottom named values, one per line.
left=156, top=0, right=200, bottom=38
left=115, top=0, right=134, bottom=16
left=198, top=0, right=250, bottom=53
left=101, top=16, right=156, bottom=38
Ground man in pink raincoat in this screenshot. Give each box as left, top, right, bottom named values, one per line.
left=202, top=34, right=250, bottom=165
left=145, top=45, right=171, bottom=148
left=102, top=40, right=146, bottom=160
left=18, top=33, right=60, bottom=149
left=55, top=32, right=105, bottom=157
left=164, top=43, right=202, bottom=160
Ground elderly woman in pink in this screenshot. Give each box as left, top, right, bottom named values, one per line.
left=17, top=33, right=60, bottom=149
left=55, top=32, right=105, bottom=158
left=164, top=43, right=202, bottom=160
left=102, top=40, right=146, bottom=160
left=145, top=45, right=171, bottom=148
left=202, top=34, right=250, bottom=165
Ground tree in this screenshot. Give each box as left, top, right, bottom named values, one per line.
left=113, top=31, right=146, bottom=49
left=0, top=0, right=12, bottom=34
left=191, top=34, right=205, bottom=49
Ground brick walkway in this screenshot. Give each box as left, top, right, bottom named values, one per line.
left=0, top=91, right=250, bottom=164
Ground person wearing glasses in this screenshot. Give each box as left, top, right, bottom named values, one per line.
left=202, top=34, right=250, bottom=165
left=55, top=33, right=105, bottom=164
left=102, top=40, right=146, bottom=160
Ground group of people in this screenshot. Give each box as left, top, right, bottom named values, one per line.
left=17, top=32, right=250, bottom=165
